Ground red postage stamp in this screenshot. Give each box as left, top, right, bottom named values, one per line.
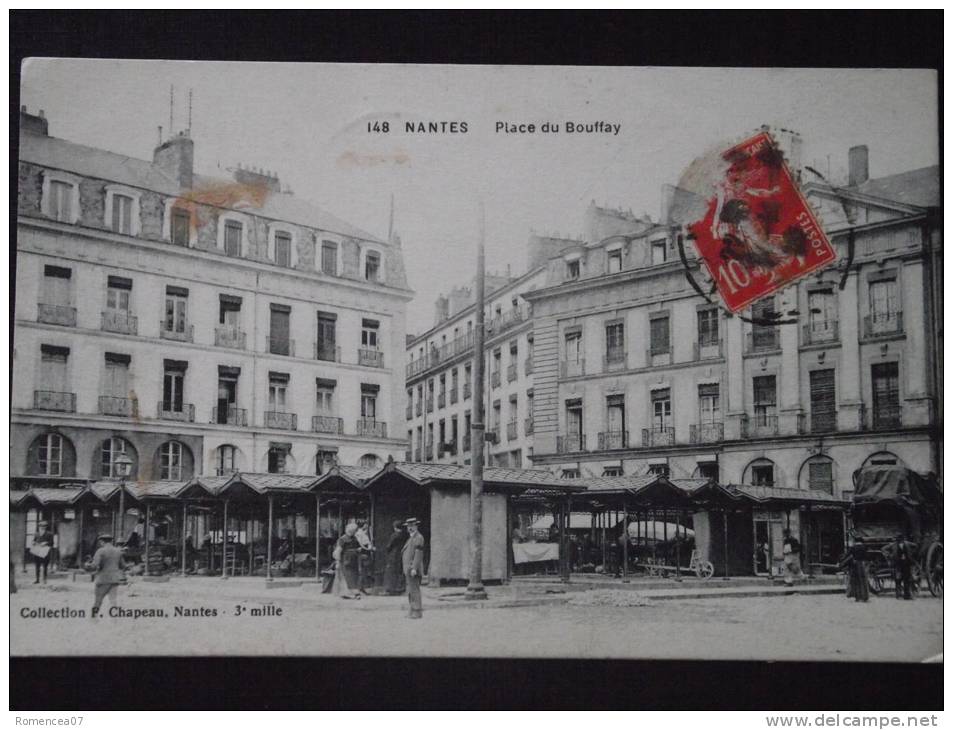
left=688, top=131, right=837, bottom=313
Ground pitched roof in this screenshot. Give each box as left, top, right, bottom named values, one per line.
left=854, top=166, right=939, bottom=208
left=368, top=462, right=585, bottom=493
left=728, top=484, right=848, bottom=505
left=313, top=465, right=378, bottom=490
left=10, top=490, right=30, bottom=505
left=124, top=481, right=190, bottom=499
left=24, top=487, right=87, bottom=505
left=228, top=473, right=317, bottom=493
left=90, top=481, right=121, bottom=501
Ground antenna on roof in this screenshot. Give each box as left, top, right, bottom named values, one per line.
left=188, top=88, right=193, bottom=133
left=169, top=85, right=175, bottom=136
left=388, top=193, right=395, bottom=243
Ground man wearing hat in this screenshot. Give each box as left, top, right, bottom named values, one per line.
left=30, top=521, right=55, bottom=584
left=401, top=518, right=425, bottom=619
left=89, top=534, right=126, bottom=618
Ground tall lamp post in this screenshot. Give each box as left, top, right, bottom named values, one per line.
left=113, top=453, right=134, bottom=543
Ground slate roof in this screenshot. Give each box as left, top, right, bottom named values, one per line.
left=23, top=487, right=86, bottom=505
left=369, top=462, right=585, bottom=492
left=313, top=465, right=378, bottom=490
left=124, top=481, right=190, bottom=499
left=20, top=131, right=386, bottom=245
left=230, top=473, right=318, bottom=493
left=854, top=166, right=940, bottom=209
left=727, top=484, right=848, bottom=505
left=89, top=481, right=121, bottom=501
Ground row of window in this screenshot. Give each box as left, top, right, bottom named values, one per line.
left=34, top=344, right=389, bottom=435
left=557, top=362, right=901, bottom=452
left=563, top=236, right=675, bottom=282
left=37, top=265, right=386, bottom=365
left=38, top=172, right=385, bottom=281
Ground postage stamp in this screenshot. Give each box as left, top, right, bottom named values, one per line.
left=687, top=131, right=838, bottom=313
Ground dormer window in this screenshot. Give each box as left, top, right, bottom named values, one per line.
left=268, top=226, right=295, bottom=268
left=105, top=186, right=141, bottom=236
left=41, top=171, right=81, bottom=224
left=217, top=213, right=249, bottom=258
left=225, top=222, right=242, bottom=257
left=607, top=246, right=623, bottom=273
left=365, top=251, right=381, bottom=281
left=321, top=240, right=339, bottom=275
left=651, top=238, right=668, bottom=265
left=566, top=259, right=580, bottom=280
left=171, top=208, right=190, bottom=246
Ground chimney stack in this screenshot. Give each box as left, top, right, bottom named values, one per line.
left=434, top=294, right=450, bottom=324
left=848, top=145, right=869, bottom=187
left=20, top=106, right=49, bottom=136
left=153, top=132, right=194, bottom=189
left=233, top=165, right=281, bottom=193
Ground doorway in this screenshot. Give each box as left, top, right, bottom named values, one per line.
left=753, top=518, right=784, bottom=577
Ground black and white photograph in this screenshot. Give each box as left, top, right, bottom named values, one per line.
left=8, top=12, right=943, bottom=712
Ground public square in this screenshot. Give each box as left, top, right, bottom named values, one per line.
left=10, top=574, right=942, bottom=662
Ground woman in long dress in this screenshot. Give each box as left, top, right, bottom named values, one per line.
left=839, top=537, right=870, bottom=602
left=382, top=521, right=407, bottom=595
left=333, top=523, right=362, bottom=599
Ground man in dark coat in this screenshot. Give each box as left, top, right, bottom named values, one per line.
left=382, top=520, right=406, bottom=595
left=894, top=534, right=917, bottom=600
left=89, top=534, right=126, bottom=617
left=31, top=521, right=55, bottom=584
left=402, top=518, right=425, bottom=619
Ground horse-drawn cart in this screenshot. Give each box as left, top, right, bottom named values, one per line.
left=850, top=465, right=942, bottom=597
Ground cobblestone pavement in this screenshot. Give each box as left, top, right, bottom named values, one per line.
left=10, top=576, right=941, bottom=661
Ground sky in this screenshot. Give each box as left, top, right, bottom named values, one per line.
left=20, top=61, right=939, bottom=330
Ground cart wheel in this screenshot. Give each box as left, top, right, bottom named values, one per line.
left=926, top=543, right=943, bottom=597
left=696, top=561, right=714, bottom=580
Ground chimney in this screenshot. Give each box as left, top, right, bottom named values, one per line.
left=153, top=132, right=194, bottom=189
left=434, top=294, right=449, bottom=324
left=234, top=165, right=281, bottom=193
left=848, top=145, right=869, bottom=187
left=20, top=106, right=48, bottom=136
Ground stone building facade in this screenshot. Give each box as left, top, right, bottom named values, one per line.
left=13, top=108, right=411, bottom=493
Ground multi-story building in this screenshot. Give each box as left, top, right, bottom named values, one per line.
left=404, top=261, right=550, bottom=468
left=13, top=108, right=411, bottom=494
left=523, top=144, right=940, bottom=570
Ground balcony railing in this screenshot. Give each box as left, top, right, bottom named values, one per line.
left=491, top=370, right=501, bottom=388
left=438, top=392, right=446, bottom=409
left=506, top=421, right=518, bottom=441
left=740, top=414, right=779, bottom=438
left=37, top=303, right=76, bottom=327
left=560, top=359, right=585, bottom=378
left=524, top=416, right=534, bottom=435
left=99, top=395, right=134, bottom=417
left=557, top=434, right=586, bottom=453
left=450, top=388, right=459, bottom=404
left=745, top=329, right=780, bottom=353
left=802, top=321, right=839, bottom=346
left=642, top=427, right=675, bottom=447
left=312, top=415, right=343, bottom=434
left=463, top=383, right=472, bottom=400
left=358, top=348, right=384, bottom=368
left=598, top=430, right=628, bottom=450
left=693, top=339, right=723, bottom=360
left=507, top=363, right=518, bottom=383
left=863, top=311, right=904, bottom=338
left=604, top=348, right=627, bottom=372
left=647, top=347, right=672, bottom=366
left=214, top=326, right=246, bottom=350
left=157, top=401, right=195, bottom=422
left=524, top=357, right=533, bottom=376
left=266, top=337, right=295, bottom=357
left=809, top=411, right=837, bottom=434
left=265, top=411, right=297, bottom=430
left=314, top=342, right=341, bottom=362
left=487, top=306, right=528, bottom=335
left=160, top=321, right=194, bottom=342
left=101, top=310, right=138, bottom=335
left=356, top=418, right=387, bottom=439
left=212, top=405, right=248, bottom=426
left=862, top=403, right=902, bottom=431
left=426, top=396, right=434, bottom=413
left=34, top=390, right=75, bottom=412
left=689, top=422, right=724, bottom=444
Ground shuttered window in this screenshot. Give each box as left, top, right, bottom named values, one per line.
left=872, top=362, right=900, bottom=428
left=809, top=369, right=836, bottom=432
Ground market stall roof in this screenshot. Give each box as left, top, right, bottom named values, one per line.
left=312, top=465, right=378, bottom=492
left=19, top=486, right=88, bottom=506
left=89, top=481, right=121, bottom=502
left=220, top=472, right=318, bottom=496
left=124, top=480, right=190, bottom=500
left=726, top=484, right=850, bottom=506
left=364, top=461, right=586, bottom=494
left=10, top=490, right=30, bottom=505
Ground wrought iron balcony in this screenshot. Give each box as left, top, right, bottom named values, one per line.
left=862, top=403, right=902, bottom=431
left=506, top=421, right=518, bottom=441
left=266, top=336, right=295, bottom=357
left=507, top=363, right=518, bottom=383
left=598, top=430, right=628, bottom=450
left=524, top=357, right=533, bottom=376
left=38, top=303, right=76, bottom=327
left=693, top=339, right=723, bottom=360
left=358, top=348, right=384, bottom=368
left=559, top=359, right=585, bottom=378
left=212, top=405, right=248, bottom=426
left=689, top=422, right=724, bottom=444
left=863, top=311, right=904, bottom=338
left=557, top=434, right=586, bottom=453
left=809, top=411, right=837, bottom=434
left=265, top=411, right=297, bottom=430
left=159, top=321, right=194, bottom=342
left=34, top=390, right=75, bottom=412
left=802, top=320, right=839, bottom=346
left=157, top=402, right=195, bottom=422
left=101, top=310, right=138, bottom=335
left=314, top=342, right=341, bottom=362
left=438, top=392, right=446, bottom=409
left=524, top=416, right=534, bottom=435
left=740, top=414, right=779, bottom=438
left=642, top=427, right=675, bottom=447
left=450, top=388, right=459, bottom=404
left=312, top=415, right=343, bottom=434
left=99, top=395, right=134, bottom=417
left=356, top=418, right=387, bottom=439
left=745, top=329, right=780, bottom=353
left=214, top=326, right=246, bottom=350
left=491, top=370, right=501, bottom=388
left=604, top=348, right=627, bottom=372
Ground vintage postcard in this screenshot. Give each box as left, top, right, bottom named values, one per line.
left=10, top=60, right=941, bottom=663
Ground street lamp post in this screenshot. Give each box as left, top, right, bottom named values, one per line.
left=113, top=453, right=134, bottom=543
